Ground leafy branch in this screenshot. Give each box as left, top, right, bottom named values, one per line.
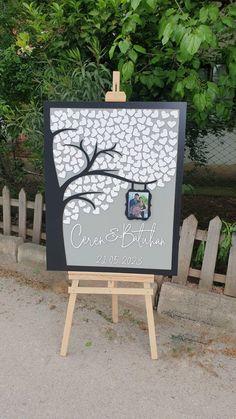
left=59, top=136, right=157, bottom=199
left=63, top=191, right=100, bottom=209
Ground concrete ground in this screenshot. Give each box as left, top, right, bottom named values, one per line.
left=0, top=272, right=236, bottom=419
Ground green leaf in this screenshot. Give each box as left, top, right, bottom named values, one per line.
left=181, top=32, right=202, bottom=55
left=131, top=0, right=142, bottom=10
left=133, top=44, right=146, bottom=53
left=150, top=54, right=161, bottom=64
left=222, top=17, right=235, bottom=28
left=159, top=16, right=168, bottom=38
left=175, top=81, right=184, bottom=97
left=119, top=39, right=130, bottom=54
left=122, top=61, right=134, bottom=81
left=192, top=57, right=200, bottom=69
left=207, top=81, right=218, bottom=100
left=118, top=58, right=124, bottom=72
left=208, top=5, right=219, bottom=22
left=109, top=44, right=116, bottom=59
left=128, top=49, right=138, bottom=62
left=197, top=25, right=213, bottom=43
left=146, top=0, right=157, bottom=9
left=193, top=92, right=206, bottom=112
left=162, top=22, right=173, bottom=45
left=199, top=7, right=208, bottom=23
left=85, top=341, right=92, bottom=347
left=167, top=69, right=176, bottom=83
left=132, top=14, right=142, bottom=24
left=184, top=0, right=192, bottom=11
left=173, top=24, right=185, bottom=45
left=166, top=8, right=176, bottom=17
left=229, top=62, right=236, bottom=78
left=228, top=4, right=236, bottom=17
left=184, top=74, right=197, bottom=90
left=122, top=19, right=137, bottom=34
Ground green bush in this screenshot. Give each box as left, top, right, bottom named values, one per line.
left=0, top=0, right=235, bottom=189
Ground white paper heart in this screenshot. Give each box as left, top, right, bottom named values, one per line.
left=127, top=109, right=135, bottom=116
left=156, top=120, right=165, bottom=128
left=143, top=110, right=152, bottom=117
left=58, top=171, right=66, bottom=178
left=165, top=145, right=173, bottom=153
left=164, top=174, right=171, bottom=182
left=168, top=120, right=176, bottom=128
left=101, top=204, right=109, bottom=211
left=159, top=137, right=167, bottom=145
left=169, top=131, right=177, bottom=138
left=170, top=110, right=178, bottom=118
left=64, top=209, right=71, bottom=216
left=169, top=139, right=177, bottom=146
left=63, top=217, right=70, bottom=224
left=157, top=179, right=164, bottom=187
left=148, top=183, right=156, bottom=190
left=161, top=111, right=169, bottom=119
left=88, top=110, right=95, bottom=118
left=169, top=160, right=176, bottom=167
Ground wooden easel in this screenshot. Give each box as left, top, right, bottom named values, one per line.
left=60, top=71, right=158, bottom=359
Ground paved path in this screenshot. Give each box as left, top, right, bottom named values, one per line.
left=0, top=275, right=236, bottom=419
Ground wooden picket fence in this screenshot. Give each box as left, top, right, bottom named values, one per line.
left=0, top=186, right=46, bottom=244
left=173, top=214, right=236, bottom=297
left=0, top=186, right=235, bottom=297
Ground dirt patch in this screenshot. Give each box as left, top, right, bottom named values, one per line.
left=0, top=267, right=48, bottom=291
left=182, top=195, right=236, bottom=229
left=166, top=330, right=236, bottom=365
left=0, top=266, right=67, bottom=294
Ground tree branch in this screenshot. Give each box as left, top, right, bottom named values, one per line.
left=63, top=194, right=96, bottom=210
left=64, top=140, right=90, bottom=167
left=78, top=197, right=96, bottom=210
left=61, top=168, right=157, bottom=197
left=63, top=191, right=100, bottom=207
left=87, top=170, right=157, bottom=185
left=60, top=142, right=123, bottom=192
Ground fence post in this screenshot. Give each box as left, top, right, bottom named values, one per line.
left=173, top=214, right=198, bottom=285
left=32, top=193, right=43, bottom=244
left=224, top=233, right=236, bottom=297
left=18, top=188, right=27, bottom=240
left=2, top=186, right=11, bottom=235
left=199, top=216, right=222, bottom=291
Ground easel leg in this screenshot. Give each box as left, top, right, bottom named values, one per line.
left=60, top=280, right=79, bottom=356
left=109, top=280, right=118, bottom=323
left=144, top=283, right=158, bottom=360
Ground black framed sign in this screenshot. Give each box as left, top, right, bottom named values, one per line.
left=44, top=101, right=186, bottom=275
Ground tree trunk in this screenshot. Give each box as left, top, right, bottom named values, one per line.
left=45, top=132, right=67, bottom=270
left=45, top=188, right=67, bottom=270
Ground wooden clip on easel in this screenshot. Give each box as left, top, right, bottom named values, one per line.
left=60, top=71, right=158, bottom=360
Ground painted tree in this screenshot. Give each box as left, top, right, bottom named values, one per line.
left=45, top=106, right=179, bottom=268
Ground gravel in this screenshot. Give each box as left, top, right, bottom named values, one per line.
left=0, top=275, right=236, bottom=419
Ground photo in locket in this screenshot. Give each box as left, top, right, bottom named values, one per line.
left=126, top=189, right=151, bottom=220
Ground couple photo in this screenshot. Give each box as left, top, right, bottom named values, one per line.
left=127, top=191, right=151, bottom=220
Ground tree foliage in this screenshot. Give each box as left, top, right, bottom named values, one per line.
left=0, top=0, right=235, bottom=186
